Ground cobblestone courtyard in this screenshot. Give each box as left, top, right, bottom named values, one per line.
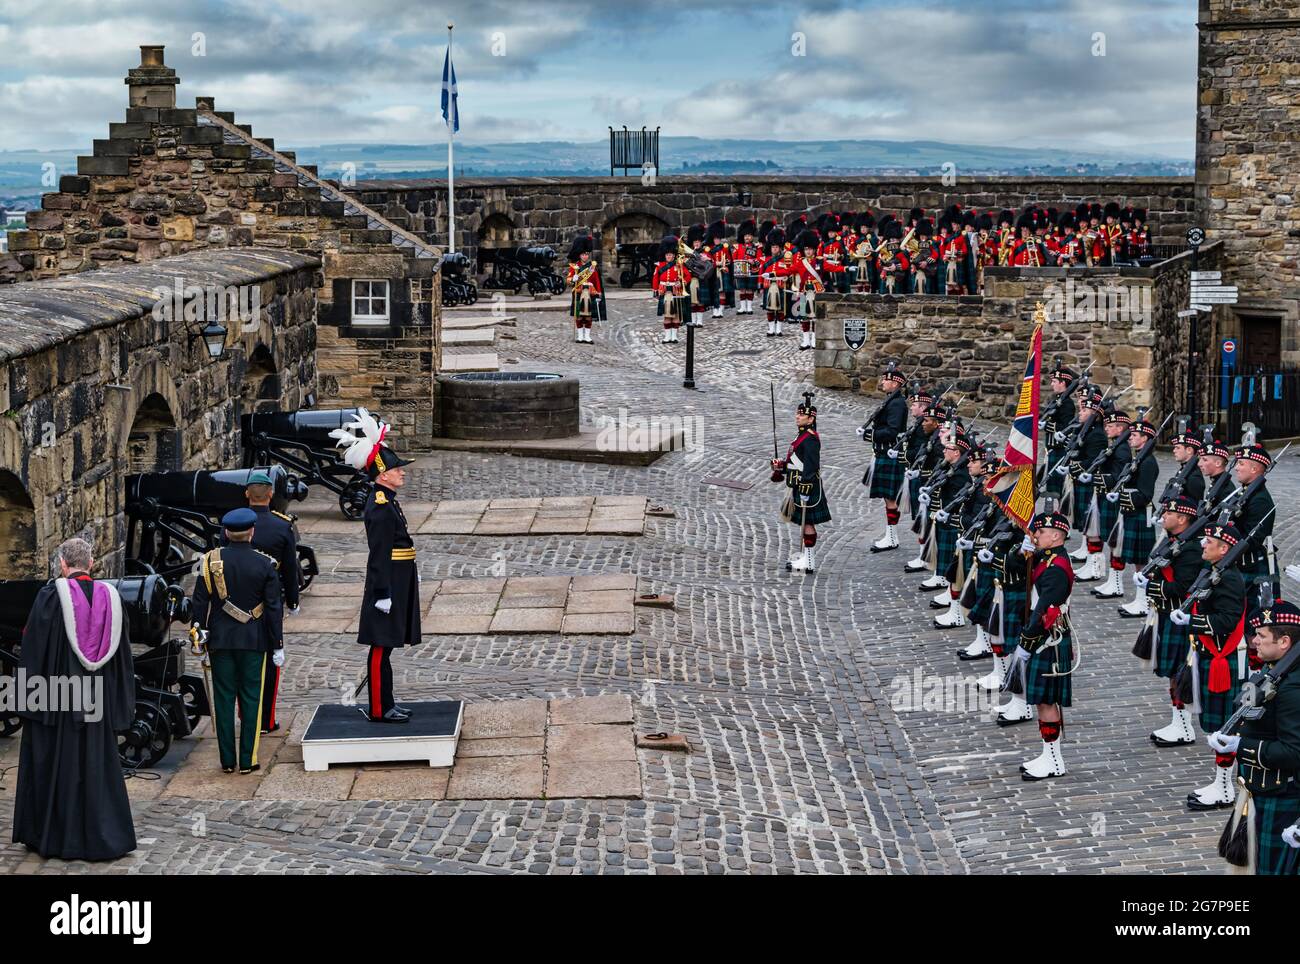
left=3, top=291, right=1297, bottom=875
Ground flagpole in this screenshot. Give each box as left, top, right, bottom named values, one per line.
left=446, top=21, right=455, bottom=255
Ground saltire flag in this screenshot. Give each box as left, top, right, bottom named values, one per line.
left=984, top=306, right=1045, bottom=532
left=441, top=45, right=459, bottom=133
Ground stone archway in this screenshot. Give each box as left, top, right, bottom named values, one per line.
left=240, top=343, right=280, bottom=416
left=127, top=392, right=180, bottom=474
left=476, top=212, right=517, bottom=273
left=0, top=470, right=37, bottom=580
left=601, top=211, right=671, bottom=287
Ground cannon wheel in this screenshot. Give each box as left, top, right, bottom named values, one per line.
left=465, top=283, right=478, bottom=305
left=118, top=700, right=172, bottom=770
left=179, top=676, right=206, bottom=733
left=339, top=478, right=371, bottom=520
left=298, top=553, right=316, bottom=592
left=619, top=268, right=636, bottom=288
left=0, top=652, right=22, bottom=737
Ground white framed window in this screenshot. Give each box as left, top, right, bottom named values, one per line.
left=352, top=279, right=390, bottom=324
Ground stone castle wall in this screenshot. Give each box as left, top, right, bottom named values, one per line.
left=0, top=250, right=319, bottom=578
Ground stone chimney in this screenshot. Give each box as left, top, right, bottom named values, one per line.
left=124, top=45, right=178, bottom=108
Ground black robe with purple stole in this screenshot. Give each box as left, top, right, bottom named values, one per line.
left=12, top=577, right=137, bottom=861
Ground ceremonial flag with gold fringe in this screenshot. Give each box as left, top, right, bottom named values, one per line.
left=984, top=304, right=1045, bottom=531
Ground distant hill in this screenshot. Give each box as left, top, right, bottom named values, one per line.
left=0, top=138, right=1192, bottom=209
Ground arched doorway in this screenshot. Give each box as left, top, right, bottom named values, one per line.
left=602, top=212, right=670, bottom=287
left=476, top=212, right=516, bottom=273
left=0, top=471, right=37, bottom=580
left=127, top=392, right=180, bottom=474
left=240, top=344, right=280, bottom=416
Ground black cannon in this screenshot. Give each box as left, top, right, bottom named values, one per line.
left=125, top=465, right=318, bottom=589
left=440, top=251, right=479, bottom=306
left=483, top=245, right=563, bottom=295
left=616, top=242, right=658, bottom=288
left=242, top=409, right=373, bottom=519
left=0, top=574, right=206, bottom=769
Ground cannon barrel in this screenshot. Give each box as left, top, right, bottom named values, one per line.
left=126, top=465, right=307, bottom=515
left=521, top=246, right=556, bottom=267
left=0, top=575, right=185, bottom=647
left=440, top=251, right=472, bottom=275
left=241, top=408, right=365, bottom=448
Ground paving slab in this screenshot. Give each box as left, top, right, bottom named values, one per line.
left=503, top=576, right=572, bottom=595
left=160, top=764, right=264, bottom=801
left=254, top=762, right=357, bottom=800
left=423, top=614, right=494, bottom=635
left=461, top=699, right=548, bottom=739
left=455, top=736, right=546, bottom=758
left=565, top=590, right=634, bottom=614
left=437, top=577, right=507, bottom=595
left=446, top=755, right=544, bottom=800
left=489, top=608, right=565, bottom=634
left=549, top=694, right=635, bottom=726
left=545, top=760, right=642, bottom=799
left=350, top=766, right=450, bottom=800
left=571, top=574, right=638, bottom=592
left=498, top=590, right=569, bottom=609
left=561, top=612, right=635, bottom=635
left=427, top=593, right=501, bottom=615
left=529, top=517, right=590, bottom=534
left=546, top=723, right=637, bottom=762
left=418, top=516, right=481, bottom=535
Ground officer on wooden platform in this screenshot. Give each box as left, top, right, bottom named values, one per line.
left=332, top=410, right=421, bottom=723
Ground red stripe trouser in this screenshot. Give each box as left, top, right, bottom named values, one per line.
left=368, top=646, right=394, bottom=717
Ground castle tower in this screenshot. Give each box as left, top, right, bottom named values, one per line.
left=1196, top=0, right=1300, bottom=365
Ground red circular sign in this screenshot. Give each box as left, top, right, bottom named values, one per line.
left=1223, top=340, right=1236, bottom=353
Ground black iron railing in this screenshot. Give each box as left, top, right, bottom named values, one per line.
left=1219, top=366, right=1300, bottom=442
left=610, top=126, right=660, bottom=176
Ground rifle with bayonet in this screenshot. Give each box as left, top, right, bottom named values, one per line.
left=1103, top=409, right=1176, bottom=506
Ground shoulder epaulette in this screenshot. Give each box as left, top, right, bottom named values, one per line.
left=272, top=510, right=293, bottom=523
left=375, top=491, right=388, bottom=505
left=254, top=548, right=280, bottom=569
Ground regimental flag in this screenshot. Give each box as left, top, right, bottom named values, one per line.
left=441, top=44, right=459, bottom=133
left=984, top=304, right=1046, bottom=531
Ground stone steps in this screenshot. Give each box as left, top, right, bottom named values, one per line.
left=442, top=314, right=516, bottom=330
left=440, top=352, right=500, bottom=373
left=441, top=328, right=496, bottom=347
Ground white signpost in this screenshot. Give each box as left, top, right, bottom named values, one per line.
left=1190, top=276, right=1238, bottom=311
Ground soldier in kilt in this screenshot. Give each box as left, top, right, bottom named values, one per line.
left=1065, top=388, right=1108, bottom=576
left=901, top=387, right=935, bottom=519
left=1160, top=431, right=1205, bottom=506
left=1139, top=497, right=1206, bottom=748
left=1209, top=601, right=1300, bottom=875
left=940, top=442, right=992, bottom=632
left=1080, top=409, right=1131, bottom=591
left=1111, top=417, right=1160, bottom=616
left=863, top=364, right=909, bottom=552
left=955, top=463, right=1000, bottom=661
left=1003, top=511, right=1075, bottom=779
left=771, top=391, right=831, bottom=574
left=1226, top=443, right=1277, bottom=613
left=1041, top=361, right=1077, bottom=500
left=904, top=405, right=947, bottom=574
left=927, top=433, right=973, bottom=626
left=979, top=521, right=1033, bottom=723
left=1176, top=523, right=1249, bottom=811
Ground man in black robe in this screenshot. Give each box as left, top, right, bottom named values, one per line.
left=12, top=538, right=136, bottom=861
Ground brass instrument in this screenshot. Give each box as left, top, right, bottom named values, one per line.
left=569, top=260, right=597, bottom=291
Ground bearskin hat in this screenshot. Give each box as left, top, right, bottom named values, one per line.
left=1133, top=208, right=1147, bottom=224
left=882, top=220, right=903, bottom=241
left=657, top=235, right=680, bottom=260
left=786, top=213, right=808, bottom=238
left=795, top=229, right=820, bottom=252
left=908, top=206, right=925, bottom=226
left=737, top=219, right=757, bottom=240
left=1016, top=211, right=1036, bottom=231
left=1089, top=202, right=1103, bottom=221
left=707, top=219, right=729, bottom=244
left=916, top=218, right=933, bottom=239
left=998, top=209, right=1015, bottom=227
left=857, top=211, right=876, bottom=233
left=686, top=223, right=706, bottom=246
left=757, top=219, right=777, bottom=244
left=1057, top=210, right=1077, bottom=232
left=765, top=227, right=786, bottom=250
left=567, top=234, right=594, bottom=260
left=1121, top=206, right=1135, bottom=224
left=975, top=212, right=994, bottom=232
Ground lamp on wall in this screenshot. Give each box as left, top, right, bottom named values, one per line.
left=736, top=190, right=752, bottom=207
left=195, top=320, right=228, bottom=360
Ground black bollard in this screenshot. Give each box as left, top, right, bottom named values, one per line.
left=683, top=320, right=697, bottom=389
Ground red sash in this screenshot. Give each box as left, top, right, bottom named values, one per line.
left=1032, top=552, right=1075, bottom=631
left=1192, top=600, right=1245, bottom=694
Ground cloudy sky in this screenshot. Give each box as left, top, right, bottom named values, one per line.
left=0, top=0, right=1197, bottom=155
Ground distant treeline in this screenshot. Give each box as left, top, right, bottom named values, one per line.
left=679, top=159, right=780, bottom=172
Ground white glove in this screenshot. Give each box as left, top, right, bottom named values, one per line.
left=1207, top=732, right=1240, bottom=754
left=1052, top=462, right=1069, bottom=477
left=887, top=448, right=899, bottom=459
left=1169, top=608, right=1190, bottom=626
left=416, top=570, right=422, bottom=583
left=1053, top=431, right=1066, bottom=444
left=1133, top=571, right=1149, bottom=590
left=272, top=647, right=286, bottom=668
left=934, top=509, right=950, bottom=524
left=287, top=605, right=300, bottom=616
left=977, top=548, right=994, bottom=564
left=1282, top=824, right=1300, bottom=849
left=917, top=491, right=931, bottom=506
left=956, top=538, right=973, bottom=552
left=375, top=598, right=393, bottom=614
left=1020, top=535, right=1034, bottom=553
left=856, top=425, right=866, bottom=438
left=1105, top=491, right=1119, bottom=503
left=1079, top=472, right=1093, bottom=485
left=904, top=469, right=920, bottom=481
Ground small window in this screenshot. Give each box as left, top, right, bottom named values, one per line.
left=352, top=279, right=390, bottom=324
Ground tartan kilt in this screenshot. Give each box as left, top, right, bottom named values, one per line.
left=1154, top=617, right=1190, bottom=680
left=1118, top=510, right=1155, bottom=565
left=934, top=522, right=959, bottom=578
left=1044, top=450, right=1068, bottom=498
left=1252, top=785, right=1300, bottom=876
left=1071, top=480, right=1093, bottom=530
left=998, top=582, right=1028, bottom=647
left=868, top=453, right=905, bottom=499
left=1026, top=630, right=1073, bottom=706
left=1095, top=494, right=1121, bottom=546
left=784, top=485, right=832, bottom=526
left=1197, top=653, right=1243, bottom=733
left=969, top=562, right=996, bottom=627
